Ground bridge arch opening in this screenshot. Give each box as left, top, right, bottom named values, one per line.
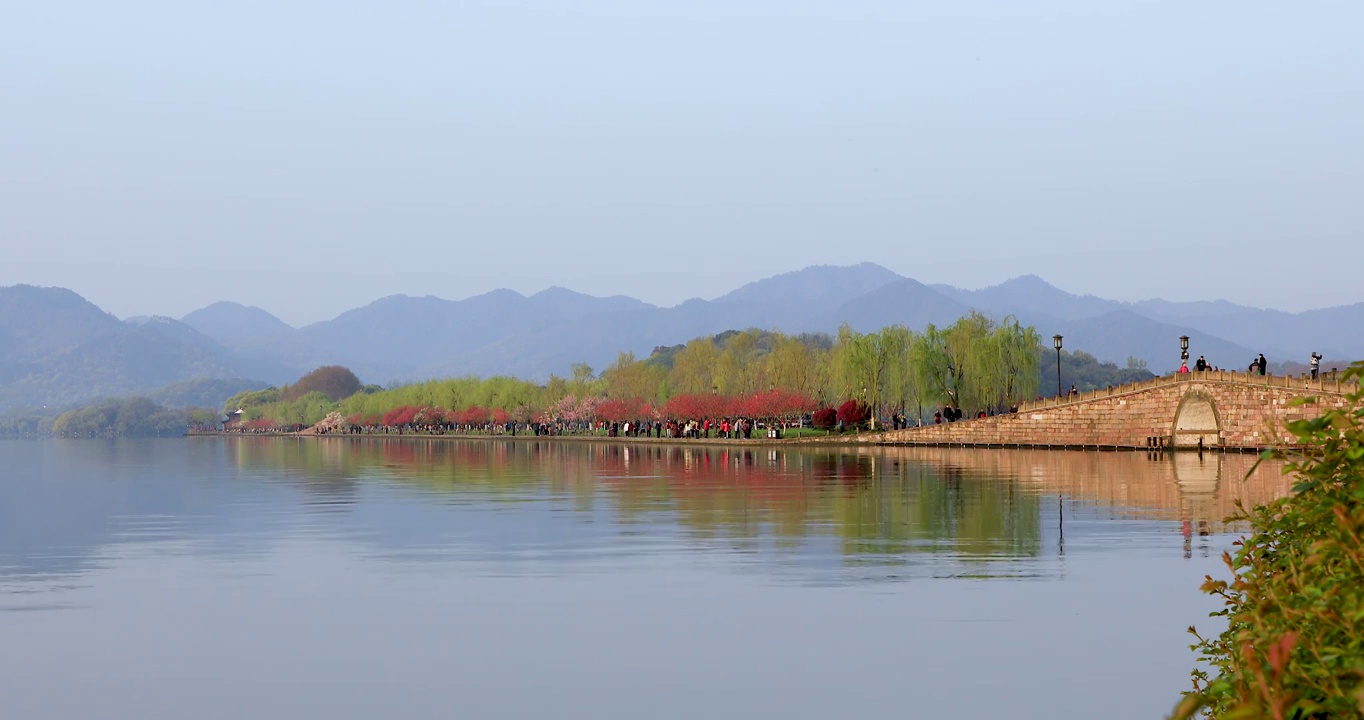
left=1171, top=391, right=1221, bottom=448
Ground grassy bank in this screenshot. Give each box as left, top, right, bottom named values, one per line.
left=1173, top=363, right=1364, bottom=719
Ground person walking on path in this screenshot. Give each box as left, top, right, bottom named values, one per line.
left=1310, top=352, right=1322, bottom=380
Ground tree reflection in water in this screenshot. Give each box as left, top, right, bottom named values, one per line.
left=228, top=438, right=1288, bottom=568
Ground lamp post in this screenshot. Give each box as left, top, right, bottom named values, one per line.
left=1053, top=335, right=1063, bottom=398
left=1179, top=335, right=1190, bottom=367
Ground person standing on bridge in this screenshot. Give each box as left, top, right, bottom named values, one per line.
left=1256, top=353, right=1268, bottom=375
left=1195, top=355, right=1207, bottom=372
left=1310, top=352, right=1322, bottom=380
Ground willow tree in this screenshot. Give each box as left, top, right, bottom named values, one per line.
left=879, top=324, right=921, bottom=423
left=838, top=324, right=908, bottom=429
left=669, top=338, right=720, bottom=396
left=716, top=330, right=763, bottom=395
left=913, top=323, right=960, bottom=411
left=568, top=363, right=597, bottom=399
left=767, top=334, right=819, bottom=398
left=991, top=317, right=1040, bottom=409
left=601, top=351, right=666, bottom=403
left=914, top=312, right=1036, bottom=414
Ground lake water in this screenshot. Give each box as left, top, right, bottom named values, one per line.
left=0, top=438, right=1290, bottom=720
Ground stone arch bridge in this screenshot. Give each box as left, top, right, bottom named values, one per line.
left=872, top=371, right=1357, bottom=451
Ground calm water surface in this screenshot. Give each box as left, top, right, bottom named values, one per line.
left=0, top=438, right=1290, bottom=719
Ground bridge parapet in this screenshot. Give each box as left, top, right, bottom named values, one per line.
left=1019, top=369, right=1356, bottom=415
left=869, top=370, right=1358, bottom=451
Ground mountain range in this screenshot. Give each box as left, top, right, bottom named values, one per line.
left=2, top=264, right=1359, bottom=412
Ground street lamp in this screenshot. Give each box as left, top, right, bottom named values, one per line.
left=1180, top=335, right=1190, bottom=364
left=1053, top=335, right=1063, bottom=398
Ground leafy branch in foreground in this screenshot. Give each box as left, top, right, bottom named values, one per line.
left=1172, top=362, right=1364, bottom=719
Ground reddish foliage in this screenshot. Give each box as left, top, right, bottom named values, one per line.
left=383, top=406, right=420, bottom=426
left=837, top=400, right=871, bottom=426
left=456, top=406, right=489, bottom=425
left=663, top=393, right=719, bottom=420
left=739, top=389, right=818, bottom=419
left=664, top=391, right=816, bottom=420
left=812, top=407, right=837, bottom=429
left=284, top=365, right=363, bottom=402
left=600, top=397, right=654, bottom=422
left=491, top=408, right=510, bottom=425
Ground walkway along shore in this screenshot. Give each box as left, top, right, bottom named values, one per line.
left=197, top=370, right=1358, bottom=453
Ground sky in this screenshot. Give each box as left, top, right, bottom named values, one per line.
left=2, top=1, right=1361, bottom=327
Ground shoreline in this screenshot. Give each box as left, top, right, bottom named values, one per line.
left=186, top=430, right=1266, bottom=453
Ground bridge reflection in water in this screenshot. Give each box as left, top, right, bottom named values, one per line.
left=226, top=438, right=1291, bottom=569
left=862, top=446, right=1289, bottom=528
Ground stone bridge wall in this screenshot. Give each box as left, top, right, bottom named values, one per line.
left=869, top=371, right=1356, bottom=450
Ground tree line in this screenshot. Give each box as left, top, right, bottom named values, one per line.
left=51, top=397, right=219, bottom=437
left=229, top=313, right=1051, bottom=429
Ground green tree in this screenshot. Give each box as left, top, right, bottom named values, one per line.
left=669, top=338, right=720, bottom=396
left=602, top=352, right=665, bottom=403
left=879, top=325, right=921, bottom=422
left=569, top=363, right=596, bottom=398
left=717, top=330, right=762, bottom=395
left=992, top=317, right=1040, bottom=409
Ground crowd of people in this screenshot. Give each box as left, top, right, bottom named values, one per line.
left=1176, top=351, right=1325, bottom=378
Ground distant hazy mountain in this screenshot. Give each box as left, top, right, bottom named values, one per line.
left=4, top=267, right=1358, bottom=410
left=933, top=274, right=1124, bottom=322
left=181, top=301, right=294, bottom=347
left=530, top=287, right=651, bottom=318
left=715, top=262, right=902, bottom=306
left=269, top=288, right=653, bottom=383
left=0, top=286, right=263, bottom=411
left=830, top=278, right=972, bottom=333
left=1052, top=310, right=1255, bottom=372
left=932, top=275, right=1359, bottom=368
left=1128, top=298, right=1364, bottom=362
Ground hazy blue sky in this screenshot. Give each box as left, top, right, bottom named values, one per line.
left=3, top=1, right=1361, bottom=326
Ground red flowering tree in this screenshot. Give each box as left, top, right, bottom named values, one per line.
left=412, top=406, right=445, bottom=426
left=664, top=393, right=720, bottom=420
left=775, top=390, right=819, bottom=420
left=837, top=400, right=871, bottom=427
left=812, top=407, right=837, bottom=429
left=596, top=398, right=643, bottom=422
left=383, top=406, right=420, bottom=426
left=457, top=406, right=489, bottom=426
